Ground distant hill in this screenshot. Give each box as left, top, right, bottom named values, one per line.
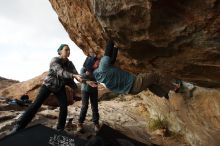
left=0, top=76, right=19, bottom=90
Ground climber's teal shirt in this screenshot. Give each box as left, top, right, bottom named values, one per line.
left=93, top=56, right=135, bottom=94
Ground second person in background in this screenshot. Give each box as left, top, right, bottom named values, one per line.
left=77, top=56, right=100, bottom=133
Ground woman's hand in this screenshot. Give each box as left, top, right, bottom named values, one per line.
left=73, top=74, right=83, bottom=82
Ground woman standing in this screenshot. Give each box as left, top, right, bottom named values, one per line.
left=12, top=44, right=82, bottom=133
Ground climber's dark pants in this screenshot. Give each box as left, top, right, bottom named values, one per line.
left=129, top=72, right=175, bottom=99
left=79, top=90, right=99, bottom=124
left=16, top=85, right=68, bottom=131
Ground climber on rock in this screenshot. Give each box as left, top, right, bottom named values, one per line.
left=84, top=40, right=182, bottom=99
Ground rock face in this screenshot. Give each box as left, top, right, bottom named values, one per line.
left=139, top=88, right=220, bottom=146
left=0, top=72, right=76, bottom=106
left=49, top=0, right=220, bottom=87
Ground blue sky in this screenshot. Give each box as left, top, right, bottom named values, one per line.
left=0, top=0, right=86, bottom=81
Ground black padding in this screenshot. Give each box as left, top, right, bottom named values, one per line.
left=0, top=124, right=87, bottom=146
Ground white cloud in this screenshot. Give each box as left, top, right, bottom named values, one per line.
left=0, top=0, right=86, bottom=81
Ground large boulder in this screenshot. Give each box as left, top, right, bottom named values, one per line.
left=49, top=0, right=220, bottom=87
left=139, top=88, right=220, bottom=146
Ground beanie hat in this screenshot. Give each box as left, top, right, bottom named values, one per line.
left=83, top=56, right=97, bottom=72
left=57, top=44, right=68, bottom=55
